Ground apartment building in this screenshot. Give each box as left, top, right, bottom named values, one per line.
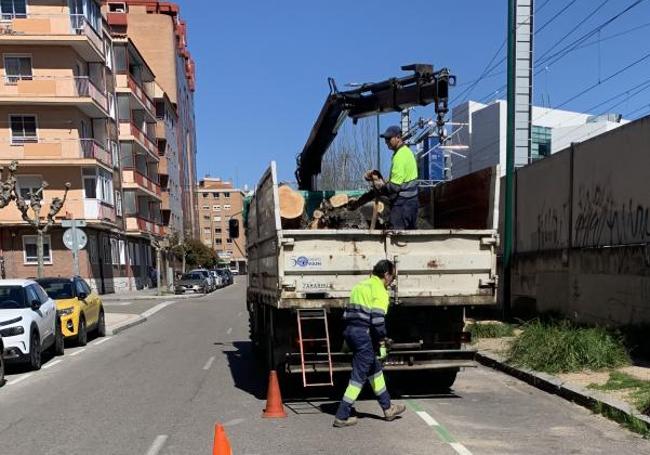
left=104, top=0, right=198, bottom=239
left=0, top=0, right=137, bottom=293
left=196, top=178, right=247, bottom=274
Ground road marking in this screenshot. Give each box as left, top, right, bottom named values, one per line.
left=203, top=356, right=215, bottom=370
left=93, top=337, right=113, bottom=346
left=104, top=301, right=133, bottom=306
left=145, top=435, right=168, bottom=455
left=6, top=373, right=33, bottom=386
left=141, top=301, right=176, bottom=319
left=227, top=327, right=232, bottom=335
left=407, top=400, right=473, bottom=455
left=42, top=359, right=62, bottom=370
left=70, top=348, right=86, bottom=357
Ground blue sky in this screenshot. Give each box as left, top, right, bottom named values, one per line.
left=177, top=0, right=650, bottom=188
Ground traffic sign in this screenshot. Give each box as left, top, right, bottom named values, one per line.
left=61, top=219, right=87, bottom=228
left=63, top=228, right=87, bottom=250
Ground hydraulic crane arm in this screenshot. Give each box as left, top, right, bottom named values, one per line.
left=295, top=64, right=455, bottom=190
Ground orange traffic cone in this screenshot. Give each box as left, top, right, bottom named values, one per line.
left=262, top=370, right=287, bottom=418
left=212, top=423, right=232, bottom=455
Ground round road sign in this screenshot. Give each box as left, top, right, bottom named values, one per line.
left=63, top=228, right=88, bottom=251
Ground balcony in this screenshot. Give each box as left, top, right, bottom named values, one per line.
left=0, top=138, right=112, bottom=169
left=122, top=169, right=162, bottom=199
left=119, top=122, right=158, bottom=159
left=116, top=74, right=156, bottom=120
left=0, top=76, right=109, bottom=117
left=83, top=199, right=117, bottom=223
left=126, top=216, right=165, bottom=237
left=0, top=14, right=105, bottom=62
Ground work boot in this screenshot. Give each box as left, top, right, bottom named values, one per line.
left=383, top=403, right=406, bottom=421
left=333, top=416, right=358, bottom=428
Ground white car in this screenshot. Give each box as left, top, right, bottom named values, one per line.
left=210, top=271, right=223, bottom=288
left=190, top=269, right=216, bottom=292
left=0, top=279, right=64, bottom=370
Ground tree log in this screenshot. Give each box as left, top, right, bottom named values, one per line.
left=329, top=193, right=349, bottom=209
left=278, top=184, right=305, bottom=228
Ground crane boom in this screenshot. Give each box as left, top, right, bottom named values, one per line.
left=295, top=64, right=455, bottom=190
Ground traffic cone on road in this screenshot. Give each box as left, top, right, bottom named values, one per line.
left=262, top=370, right=287, bottom=418
left=213, top=423, right=232, bottom=455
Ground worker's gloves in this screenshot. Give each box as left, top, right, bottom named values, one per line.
left=377, top=341, right=388, bottom=361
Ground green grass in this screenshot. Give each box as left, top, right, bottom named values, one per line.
left=589, top=371, right=650, bottom=415
left=467, top=322, right=515, bottom=340
left=592, top=401, right=650, bottom=438
left=506, top=319, right=630, bottom=374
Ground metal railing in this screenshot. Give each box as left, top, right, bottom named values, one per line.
left=0, top=75, right=108, bottom=111
left=1, top=137, right=113, bottom=167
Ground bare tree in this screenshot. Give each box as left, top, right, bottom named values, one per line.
left=15, top=180, right=71, bottom=278
left=318, top=118, right=377, bottom=191
left=0, top=161, right=18, bottom=208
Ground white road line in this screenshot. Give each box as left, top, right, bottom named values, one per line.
left=450, top=443, right=473, bottom=455
left=141, top=301, right=176, bottom=319
left=69, top=348, right=86, bottom=357
left=93, top=337, right=113, bottom=346
left=203, top=356, right=215, bottom=371
left=226, top=327, right=232, bottom=335
left=145, top=435, right=168, bottom=455
left=416, top=410, right=439, bottom=426
left=6, top=373, right=33, bottom=386
left=42, top=359, right=62, bottom=370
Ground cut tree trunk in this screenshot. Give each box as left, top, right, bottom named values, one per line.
left=278, top=184, right=306, bottom=229
left=328, top=194, right=349, bottom=209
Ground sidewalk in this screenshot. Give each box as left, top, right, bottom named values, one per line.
left=105, top=312, right=144, bottom=335
left=101, top=287, right=204, bottom=301
left=475, top=337, right=650, bottom=434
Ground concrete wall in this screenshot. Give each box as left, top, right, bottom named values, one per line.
left=510, top=115, right=650, bottom=326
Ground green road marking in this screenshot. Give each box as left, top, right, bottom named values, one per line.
left=407, top=399, right=459, bottom=445
left=405, top=399, right=424, bottom=412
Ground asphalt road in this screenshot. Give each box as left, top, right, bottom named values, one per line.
left=1, top=279, right=649, bottom=455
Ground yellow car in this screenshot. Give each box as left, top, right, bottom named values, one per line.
left=36, top=277, right=106, bottom=346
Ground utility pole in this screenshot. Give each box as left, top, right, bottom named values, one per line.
left=376, top=112, right=381, bottom=172
left=15, top=180, right=71, bottom=278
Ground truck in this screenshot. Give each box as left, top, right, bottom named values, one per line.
left=231, top=65, right=499, bottom=390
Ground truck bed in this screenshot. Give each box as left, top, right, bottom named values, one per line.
left=246, top=163, right=498, bottom=309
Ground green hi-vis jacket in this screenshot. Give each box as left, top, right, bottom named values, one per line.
left=343, top=275, right=389, bottom=339
left=386, top=145, right=418, bottom=199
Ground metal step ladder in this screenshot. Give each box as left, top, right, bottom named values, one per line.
left=296, top=309, right=334, bottom=387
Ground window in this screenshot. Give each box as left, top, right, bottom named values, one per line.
left=215, top=228, right=222, bottom=234
left=4, top=55, right=32, bottom=83
left=10, top=115, right=37, bottom=144
left=212, top=193, right=219, bottom=198
left=226, top=238, right=233, bottom=244
left=110, top=141, right=120, bottom=168
left=111, top=238, right=119, bottom=265
left=203, top=215, right=210, bottom=220
left=83, top=168, right=97, bottom=199
left=213, top=205, right=221, bottom=211
left=115, top=191, right=123, bottom=216
left=25, top=285, right=39, bottom=305
left=213, top=216, right=221, bottom=222
left=34, top=285, right=49, bottom=304
left=0, top=0, right=27, bottom=20
left=202, top=193, right=208, bottom=198
left=108, top=2, right=127, bottom=13
left=83, top=168, right=114, bottom=205
left=215, top=238, right=222, bottom=245
left=74, top=279, right=85, bottom=296
left=23, top=235, right=52, bottom=264
left=202, top=205, right=210, bottom=210
left=16, top=175, right=42, bottom=200
left=203, top=227, right=210, bottom=234
left=224, top=192, right=230, bottom=198
left=119, top=239, right=126, bottom=265
left=224, top=204, right=231, bottom=211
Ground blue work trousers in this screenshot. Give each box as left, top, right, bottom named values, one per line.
left=335, top=325, right=391, bottom=420
left=390, top=196, right=419, bottom=230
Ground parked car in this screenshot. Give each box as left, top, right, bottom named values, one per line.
left=230, top=268, right=239, bottom=276
left=210, top=271, right=223, bottom=288
left=175, top=272, right=209, bottom=294
left=36, top=277, right=106, bottom=346
left=218, top=268, right=234, bottom=286
left=0, top=335, right=5, bottom=386
left=0, top=279, right=64, bottom=370
left=213, top=269, right=229, bottom=287
left=189, top=269, right=216, bottom=292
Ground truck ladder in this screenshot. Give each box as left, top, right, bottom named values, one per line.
left=296, top=309, right=334, bottom=387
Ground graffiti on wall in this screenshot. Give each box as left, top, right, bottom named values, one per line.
left=533, top=202, right=569, bottom=251
left=574, top=183, right=650, bottom=248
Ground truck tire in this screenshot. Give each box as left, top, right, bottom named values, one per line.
left=428, top=369, right=458, bottom=392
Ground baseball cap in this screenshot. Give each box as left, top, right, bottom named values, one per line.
left=380, top=125, right=402, bottom=139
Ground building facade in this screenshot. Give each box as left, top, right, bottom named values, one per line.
left=196, top=178, right=247, bottom=274
left=0, top=0, right=195, bottom=294
left=449, top=100, right=629, bottom=179
left=104, top=0, right=198, bottom=240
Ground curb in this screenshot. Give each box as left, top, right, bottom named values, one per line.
left=476, top=351, right=650, bottom=431
left=108, top=315, right=147, bottom=336
left=103, top=293, right=204, bottom=302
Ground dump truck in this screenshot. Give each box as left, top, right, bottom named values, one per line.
left=231, top=65, right=499, bottom=389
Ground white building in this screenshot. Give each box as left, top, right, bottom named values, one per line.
left=450, top=100, right=629, bottom=179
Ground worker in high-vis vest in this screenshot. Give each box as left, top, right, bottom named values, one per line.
left=333, top=260, right=405, bottom=427
left=366, top=125, right=419, bottom=229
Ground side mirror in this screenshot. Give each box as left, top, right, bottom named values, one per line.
left=228, top=218, right=240, bottom=239
left=78, top=292, right=88, bottom=301
left=31, top=299, right=41, bottom=311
